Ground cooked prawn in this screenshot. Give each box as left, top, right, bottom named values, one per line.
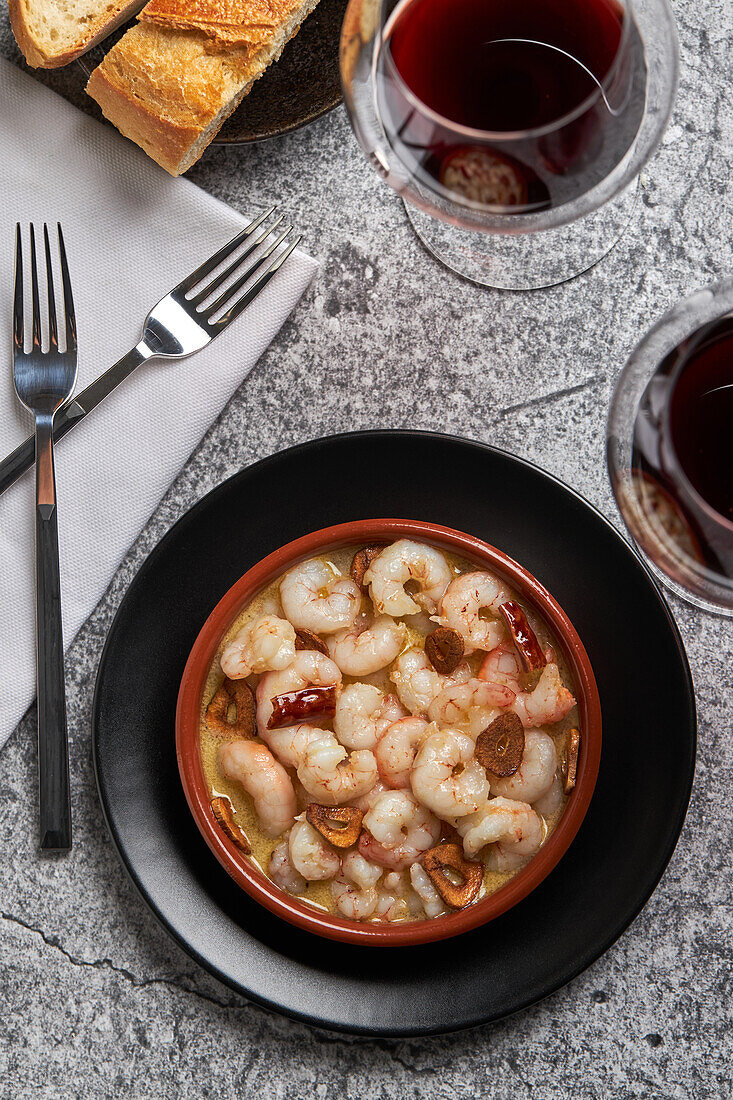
left=331, top=875, right=379, bottom=920
left=478, top=642, right=522, bottom=692
left=390, top=646, right=471, bottom=716
left=410, top=725, right=490, bottom=820
left=218, top=740, right=297, bottom=838
left=533, top=772, right=564, bottom=817
left=434, top=571, right=511, bottom=653
left=297, top=737, right=378, bottom=806
left=348, top=779, right=391, bottom=812
left=288, top=815, right=341, bottom=880
left=256, top=650, right=342, bottom=735
left=479, top=646, right=576, bottom=728
left=280, top=558, right=361, bottom=635
left=328, top=614, right=406, bottom=676
left=342, top=850, right=383, bottom=890
left=363, top=540, right=453, bottom=617
left=410, top=863, right=447, bottom=919
left=262, top=722, right=330, bottom=768
left=333, top=684, right=406, bottom=750
left=456, top=796, right=543, bottom=864
left=363, top=790, right=441, bottom=863
left=511, top=663, right=576, bottom=728
left=269, top=839, right=307, bottom=895
left=487, top=803, right=544, bottom=871
left=358, top=829, right=415, bottom=871
left=331, top=850, right=383, bottom=919
left=427, top=677, right=516, bottom=738
left=375, top=871, right=410, bottom=922
left=220, top=614, right=296, bottom=679
left=374, top=716, right=428, bottom=789
left=490, top=729, right=558, bottom=804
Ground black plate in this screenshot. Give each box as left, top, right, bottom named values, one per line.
left=61, top=0, right=347, bottom=145
left=92, top=432, right=696, bottom=1037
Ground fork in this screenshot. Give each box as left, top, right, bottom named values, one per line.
left=13, top=224, right=78, bottom=851
left=0, top=209, right=301, bottom=496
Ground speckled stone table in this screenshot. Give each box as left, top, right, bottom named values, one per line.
left=1, top=3, right=731, bottom=1095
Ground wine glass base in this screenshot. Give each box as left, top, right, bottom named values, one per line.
left=403, top=179, right=639, bottom=290
left=612, top=468, right=733, bottom=617
left=631, top=545, right=733, bottom=618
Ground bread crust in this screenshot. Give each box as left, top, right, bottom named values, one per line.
left=9, top=0, right=146, bottom=68
left=140, top=0, right=304, bottom=46
left=86, top=26, right=255, bottom=173
left=87, top=0, right=322, bottom=174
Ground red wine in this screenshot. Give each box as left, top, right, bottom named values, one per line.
left=631, top=317, right=733, bottom=579
left=389, top=0, right=624, bottom=133
left=668, top=320, right=733, bottom=523
left=378, top=0, right=645, bottom=212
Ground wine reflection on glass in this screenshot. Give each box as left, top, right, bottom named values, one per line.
left=340, top=0, right=678, bottom=288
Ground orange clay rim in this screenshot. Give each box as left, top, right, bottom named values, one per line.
left=176, top=519, right=602, bottom=947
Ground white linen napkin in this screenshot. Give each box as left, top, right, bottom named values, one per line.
left=0, top=59, right=319, bottom=749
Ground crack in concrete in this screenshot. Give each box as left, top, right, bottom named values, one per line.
left=1, top=910, right=241, bottom=1012
left=1, top=910, right=474, bottom=1066
left=497, top=375, right=604, bottom=417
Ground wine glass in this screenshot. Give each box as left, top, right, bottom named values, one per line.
left=607, top=277, right=733, bottom=617
left=340, top=0, right=678, bottom=289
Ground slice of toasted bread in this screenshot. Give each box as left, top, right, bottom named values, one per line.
left=86, top=0, right=322, bottom=175
left=10, top=0, right=146, bottom=68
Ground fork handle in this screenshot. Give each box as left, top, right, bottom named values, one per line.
left=0, top=343, right=152, bottom=497
left=35, top=417, right=71, bottom=851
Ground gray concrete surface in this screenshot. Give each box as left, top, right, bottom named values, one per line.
left=1, top=1, right=731, bottom=1095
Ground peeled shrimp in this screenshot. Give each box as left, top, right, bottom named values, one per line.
left=533, top=772, right=564, bottom=817
left=218, top=740, right=296, bottom=838
left=363, top=540, right=453, bottom=617
left=363, top=790, right=441, bottom=863
left=331, top=875, right=379, bottom=919
left=390, top=646, right=471, bottom=716
left=511, top=663, right=576, bottom=728
left=256, top=650, right=342, bottom=735
left=490, top=729, right=558, bottom=804
left=263, top=722, right=330, bottom=768
left=348, top=779, right=391, bottom=812
left=331, top=850, right=383, bottom=920
left=343, top=850, right=383, bottom=890
left=265, top=722, right=378, bottom=806
left=297, top=736, right=378, bottom=806
left=269, top=840, right=307, bottom=895
left=456, top=796, right=543, bottom=864
left=374, top=716, right=429, bottom=789
left=410, top=725, right=490, bottom=820
left=427, top=677, right=516, bottom=738
left=433, top=571, right=511, bottom=653
left=288, top=815, right=341, bottom=881
left=478, top=642, right=522, bottom=692
left=358, top=830, right=417, bottom=871
left=220, top=614, right=296, bottom=679
left=478, top=646, right=576, bottom=728
left=333, top=684, right=406, bottom=750
left=280, top=558, right=361, bottom=635
left=410, top=863, right=447, bottom=919
left=488, top=802, right=543, bottom=871
left=328, top=614, right=406, bottom=676
left=375, top=871, right=410, bottom=922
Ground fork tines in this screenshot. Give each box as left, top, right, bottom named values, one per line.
left=176, top=207, right=302, bottom=333
left=14, top=223, right=76, bottom=358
